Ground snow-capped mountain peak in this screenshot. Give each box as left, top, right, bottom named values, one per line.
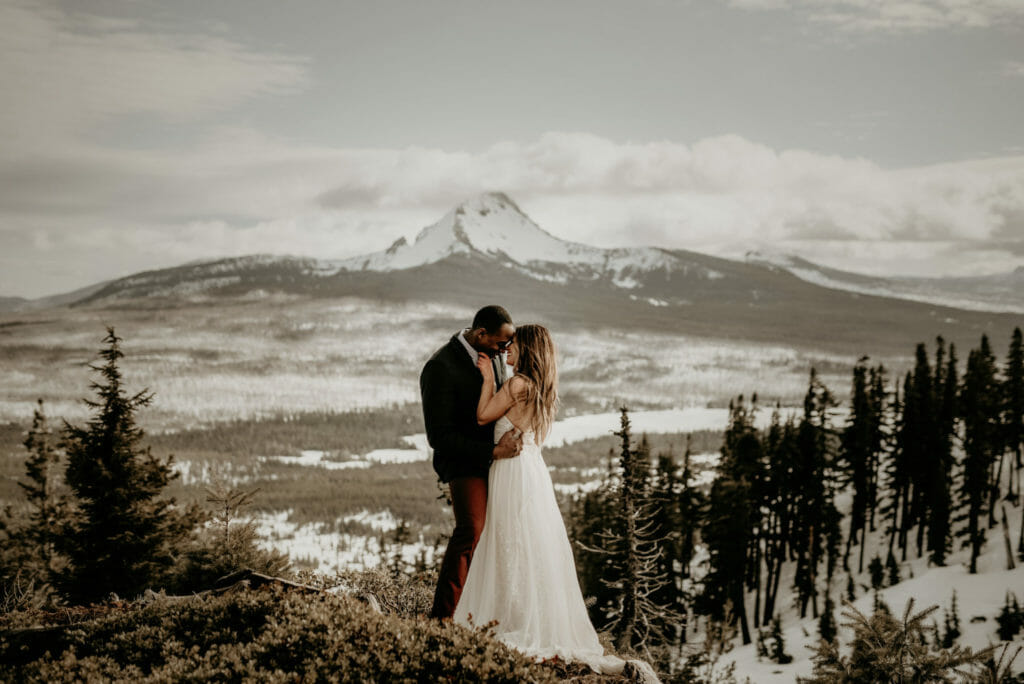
left=432, top=191, right=577, bottom=262
left=339, top=192, right=596, bottom=271
left=333, top=192, right=679, bottom=287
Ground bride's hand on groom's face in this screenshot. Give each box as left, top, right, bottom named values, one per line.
left=476, top=353, right=494, bottom=381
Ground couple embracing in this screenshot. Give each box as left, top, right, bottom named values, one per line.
left=419, top=305, right=625, bottom=675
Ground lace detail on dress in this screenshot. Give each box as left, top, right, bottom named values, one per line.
left=493, top=414, right=537, bottom=447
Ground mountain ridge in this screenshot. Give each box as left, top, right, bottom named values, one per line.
left=745, top=249, right=1024, bottom=314
left=2, top=192, right=1022, bottom=358
left=6, top=192, right=1020, bottom=315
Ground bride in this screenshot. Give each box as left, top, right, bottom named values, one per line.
left=452, top=324, right=625, bottom=675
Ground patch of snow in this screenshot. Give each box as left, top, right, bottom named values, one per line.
left=363, top=434, right=430, bottom=464
left=544, top=407, right=839, bottom=448
left=171, top=458, right=270, bottom=486
left=261, top=450, right=372, bottom=470
left=553, top=480, right=606, bottom=496
left=341, top=509, right=399, bottom=532
left=147, top=276, right=241, bottom=298
left=252, top=509, right=435, bottom=574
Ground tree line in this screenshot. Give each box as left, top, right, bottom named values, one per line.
left=569, top=327, right=1024, bottom=672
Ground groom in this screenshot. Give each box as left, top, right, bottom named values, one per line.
left=420, top=304, right=523, bottom=620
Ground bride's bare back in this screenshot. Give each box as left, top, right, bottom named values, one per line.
left=502, top=374, right=538, bottom=435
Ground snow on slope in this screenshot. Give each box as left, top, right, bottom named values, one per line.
left=746, top=249, right=1024, bottom=314
left=729, top=561, right=1024, bottom=682
left=725, top=470, right=1024, bottom=682
left=328, top=192, right=679, bottom=286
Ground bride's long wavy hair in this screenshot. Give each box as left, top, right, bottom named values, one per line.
left=512, top=324, right=559, bottom=442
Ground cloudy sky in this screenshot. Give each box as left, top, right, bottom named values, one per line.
left=2, top=0, right=1023, bottom=298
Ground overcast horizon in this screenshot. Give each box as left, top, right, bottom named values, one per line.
left=2, top=0, right=1023, bottom=299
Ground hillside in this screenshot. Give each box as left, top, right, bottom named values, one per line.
left=746, top=251, right=1024, bottom=315
left=724, top=468, right=1024, bottom=682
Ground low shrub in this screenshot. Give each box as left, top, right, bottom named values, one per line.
left=315, top=566, right=437, bottom=620
left=0, top=584, right=561, bottom=683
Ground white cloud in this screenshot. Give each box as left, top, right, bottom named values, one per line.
left=726, top=0, right=1024, bottom=34
left=2, top=127, right=1023, bottom=297
left=0, top=0, right=309, bottom=157
left=1004, top=60, right=1024, bottom=77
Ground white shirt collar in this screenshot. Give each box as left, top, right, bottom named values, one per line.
left=458, top=329, right=479, bottom=363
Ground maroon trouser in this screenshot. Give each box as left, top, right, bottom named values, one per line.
left=430, top=476, right=487, bottom=619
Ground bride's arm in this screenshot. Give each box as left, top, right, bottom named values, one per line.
left=476, top=354, right=516, bottom=425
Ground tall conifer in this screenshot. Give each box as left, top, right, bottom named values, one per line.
left=928, top=338, right=956, bottom=566
left=959, top=335, right=1000, bottom=574
left=840, top=358, right=873, bottom=573
left=18, top=399, right=65, bottom=575
left=1002, top=328, right=1023, bottom=502
left=56, top=328, right=205, bottom=603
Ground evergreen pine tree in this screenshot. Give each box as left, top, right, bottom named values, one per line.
left=578, top=408, right=674, bottom=654
left=1002, top=328, right=1024, bottom=502
left=840, top=358, right=873, bottom=573
left=905, top=343, right=938, bottom=560
left=819, top=594, right=837, bottom=645
left=168, top=480, right=289, bottom=592
left=678, top=434, right=703, bottom=583
left=959, top=335, right=1001, bottom=574
left=696, top=396, right=760, bottom=644
left=885, top=552, right=901, bottom=586
left=790, top=369, right=840, bottom=620
left=650, top=447, right=687, bottom=646
left=928, top=339, right=957, bottom=566
left=698, top=473, right=753, bottom=645
left=760, top=405, right=797, bottom=623
left=17, top=399, right=66, bottom=577
left=995, top=592, right=1023, bottom=641
left=769, top=614, right=793, bottom=664
left=866, top=363, right=891, bottom=535
left=882, top=375, right=909, bottom=559
left=55, top=328, right=205, bottom=603
left=941, top=591, right=961, bottom=648
left=868, top=555, right=884, bottom=589
left=801, top=599, right=997, bottom=683
left=389, top=518, right=412, bottom=576
left=1018, top=509, right=1024, bottom=563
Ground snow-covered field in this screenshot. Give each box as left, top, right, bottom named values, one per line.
left=0, top=297, right=873, bottom=429
left=252, top=508, right=438, bottom=574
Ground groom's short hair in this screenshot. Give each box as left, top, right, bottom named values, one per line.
left=472, top=305, right=513, bottom=334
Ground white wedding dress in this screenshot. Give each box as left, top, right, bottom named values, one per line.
left=453, top=415, right=625, bottom=675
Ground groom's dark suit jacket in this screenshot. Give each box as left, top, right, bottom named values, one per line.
left=420, top=333, right=506, bottom=483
